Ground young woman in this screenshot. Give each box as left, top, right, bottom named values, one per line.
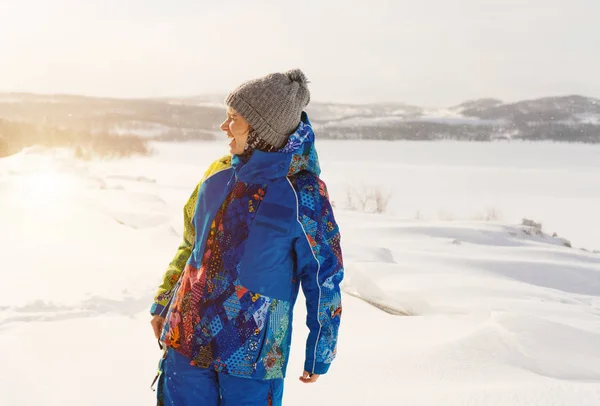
left=150, top=69, right=344, bottom=406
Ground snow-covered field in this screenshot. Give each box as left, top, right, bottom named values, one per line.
left=1, top=140, right=600, bottom=405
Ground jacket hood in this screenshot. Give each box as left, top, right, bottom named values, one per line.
left=232, top=112, right=321, bottom=183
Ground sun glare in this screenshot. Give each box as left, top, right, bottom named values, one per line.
left=22, top=170, right=77, bottom=200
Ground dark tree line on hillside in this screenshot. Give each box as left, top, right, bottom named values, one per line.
left=319, top=121, right=600, bottom=143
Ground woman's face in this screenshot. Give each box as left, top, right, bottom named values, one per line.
left=220, top=107, right=250, bottom=155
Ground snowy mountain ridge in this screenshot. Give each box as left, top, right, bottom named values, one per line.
left=1, top=93, right=600, bottom=158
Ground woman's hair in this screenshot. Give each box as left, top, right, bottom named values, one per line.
left=239, top=128, right=279, bottom=160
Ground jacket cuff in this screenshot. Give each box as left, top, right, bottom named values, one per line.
left=150, top=302, right=166, bottom=316
left=304, top=360, right=331, bottom=375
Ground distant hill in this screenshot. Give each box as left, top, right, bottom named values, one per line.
left=312, top=95, right=600, bottom=142
left=1, top=93, right=599, bottom=157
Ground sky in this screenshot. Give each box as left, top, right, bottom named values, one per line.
left=1, top=0, right=599, bottom=106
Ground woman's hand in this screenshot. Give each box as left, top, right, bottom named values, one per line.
left=151, top=315, right=166, bottom=340
left=299, top=371, right=320, bottom=384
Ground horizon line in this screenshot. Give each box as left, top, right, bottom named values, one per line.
left=0, top=90, right=598, bottom=109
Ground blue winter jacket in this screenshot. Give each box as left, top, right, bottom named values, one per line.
left=151, top=113, right=343, bottom=380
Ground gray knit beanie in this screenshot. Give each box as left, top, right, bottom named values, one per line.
left=225, top=69, right=311, bottom=149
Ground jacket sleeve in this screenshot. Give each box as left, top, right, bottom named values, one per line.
left=150, top=155, right=232, bottom=316
left=150, top=183, right=199, bottom=316
left=294, top=178, right=344, bottom=375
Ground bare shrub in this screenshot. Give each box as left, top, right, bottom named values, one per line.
left=484, top=207, right=501, bottom=221
left=345, top=185, right=392, bottom=214
left=346, top=188, right=356, bottom=210
left=413, top=210, right=424, bottom=221
left=373, top=188, right=391, bottom=214
left=474, top=207, right=502, bottom=221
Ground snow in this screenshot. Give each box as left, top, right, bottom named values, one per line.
left=313, top=107, right=507, bottom=128
left=575, top=113, right=600, bottom=125
left=110, top=122, right=173, bottom=138
left=164, top=95, right=226, bottom=109
left=0, top=94, right=62, bottom=104
left=319, top=115, right=409, bottom=128
left=0, top=97, right=23, bottom=104
left=306, top=102, right=422, bottom=124
left=169, top=100, right=226, bottom=109
left=408, top=109, right=507, bottom=126
left=306, top=104, right=397, bottom=122
left=1, top=141, right=600, bottom=405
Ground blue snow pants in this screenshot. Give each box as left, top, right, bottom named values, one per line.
left=157, top=349, right=284, bottom=406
